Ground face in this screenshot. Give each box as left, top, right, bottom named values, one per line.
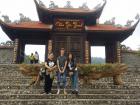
left=68, top=54, right=72, bottom=60
left=60, top=49, right=65, bottom=55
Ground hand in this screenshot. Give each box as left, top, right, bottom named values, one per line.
left=59, top=69, right=62, bottom=73
left=69, top=72, right=73, bottom=76
left=61, top=70, right=64, bottom=73
left=48, top=68, right=52, bottom=72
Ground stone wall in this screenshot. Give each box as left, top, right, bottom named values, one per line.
left=121, top=50, right=140, bottom=66
left=0, top=46, right=14, bottom=64
left=0, top=46, right=140, bottom=65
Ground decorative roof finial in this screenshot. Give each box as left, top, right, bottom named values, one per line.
left=38, top=0, right=45, bottom=7
left=135, top=14, right=140, bottom=20
left=64, top=1, right=73, bottom=8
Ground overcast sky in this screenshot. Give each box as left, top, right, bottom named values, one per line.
left=0, top=0, right=140, bottom=61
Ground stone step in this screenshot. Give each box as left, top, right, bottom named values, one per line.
left=0, top=75, right=140, bottom=79
left=0, top=89, right=139, bottom=94
left=0, top=70, right=139, bottom=75
left=0, top=84, right=140, bottom=90
left=0, top=94, right=139, bottom=100
left=0, top=77, right=140, bottom=83
left=1, top=79, right=140, bottom=85
left=0, top=99, right=139, bottom=105
left=0, top=66, right=140, bottom=72
left=1, top=73, right=140, bottom=78
left=0, top=80, right=140, bottom=86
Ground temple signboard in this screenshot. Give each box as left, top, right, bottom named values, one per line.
left=53, top=19, right=84, bottom=31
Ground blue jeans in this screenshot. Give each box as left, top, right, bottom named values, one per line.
left=70, top=71, right=79, bottom=91
left=57, top=71, right=67, bottom=89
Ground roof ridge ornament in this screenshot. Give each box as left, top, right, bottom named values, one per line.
left=35, top=0, right=107, bottom=11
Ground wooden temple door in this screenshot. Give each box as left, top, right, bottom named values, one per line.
left=52, top=34, right=85, bottom=63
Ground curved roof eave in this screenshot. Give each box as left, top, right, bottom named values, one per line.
left=0, top=20, right=16, bottom=40
left=87, top=19, right=140, bottom=42
left=34, top=0, right=106, bottom=17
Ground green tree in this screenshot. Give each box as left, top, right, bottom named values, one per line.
left=0, top=41, right=14, bottom=46
left=104, top=17, right=116, bottom=25
left=1, top=15, right=11, bottom=23
left=79, top=3, right=89, bottom=10
left=91, top=57, right=105, bottom=64
left=49, top=1, right=58, bottom=8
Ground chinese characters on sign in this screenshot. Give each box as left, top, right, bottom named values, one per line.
left=54, top=19, right=84, bottom=31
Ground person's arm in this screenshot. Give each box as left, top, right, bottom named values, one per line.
left=62, top=60, right=67, bottom=73
left=52, top=65, right=57, bottom=71
left=71, top=59, right=77, bottom=72
left=73, top=58, right=77, bottom=70
left=50, top=61, right=56, bottom=70
left=45, top=62, right=51, bottom=70
left=57, top=59, right=62, bottom=72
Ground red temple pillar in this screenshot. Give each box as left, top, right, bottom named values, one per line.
left=85, top=40, right=90, bottom=64
left=105, top=42, right=118, bottom=63
left=19, top=42, right=25, bottom=63
left=13, top=38, right=19, bottom=64
left=116, top=41, right=121, bottom=63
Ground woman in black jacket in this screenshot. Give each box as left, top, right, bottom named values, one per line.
left=67, top=53, right=79, bottom=95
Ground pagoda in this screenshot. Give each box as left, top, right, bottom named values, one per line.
left=0, top=0, right=139, bottom=64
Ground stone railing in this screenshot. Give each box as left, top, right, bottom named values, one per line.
left=121, top=50, right=140, bottom=66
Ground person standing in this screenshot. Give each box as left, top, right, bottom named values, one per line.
left=29, top=53, right=35, bottom=64
left=57, top=48, right=67, bottom=95
left=34, top=51, right=39, bottom=64
left=44, top=53, right=57, bottom=94
left=67, top=53, right=79, bottom=95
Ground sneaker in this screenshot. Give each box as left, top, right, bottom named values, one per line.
left=48, top=92, right=52, bottom=95
left=57, top=89, right=60, bottom=95
left=75, top=91, right=79, bottom=95
left=43, top=92, right=47, bottom=95
left=71, top=91, right=75, bottom=94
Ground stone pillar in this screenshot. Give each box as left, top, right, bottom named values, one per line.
left=117, top=41, right=121, bottom=63
left=85, top=41, right=90, bottom=64
left=13, top=38, right=19, bottom=64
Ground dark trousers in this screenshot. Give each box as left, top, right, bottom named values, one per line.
left=44, top=74, right=53, bottom=93
left=35, top=60, right=39, bottom=64
left=30, top=60, right=34, bottom=64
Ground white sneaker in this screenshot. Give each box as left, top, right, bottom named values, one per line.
left=57, top=89, right=60, bottom=95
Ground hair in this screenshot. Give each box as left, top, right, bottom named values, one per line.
left=48, top=52, right=54, bottom=56
left=48, top=52, right=54, bottom=60
left=67, top=52, right=75, bottom=62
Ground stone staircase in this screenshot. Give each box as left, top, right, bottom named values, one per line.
left=0, top=64, right=140, bottom=105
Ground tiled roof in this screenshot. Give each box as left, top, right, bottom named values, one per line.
left=86, top=24, right=128, bottom=31
left=7, top=21, right=52, bottom=30
left=5, top=22, right=129, bottom=31
left=47, top=8, right=95, bottom=13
